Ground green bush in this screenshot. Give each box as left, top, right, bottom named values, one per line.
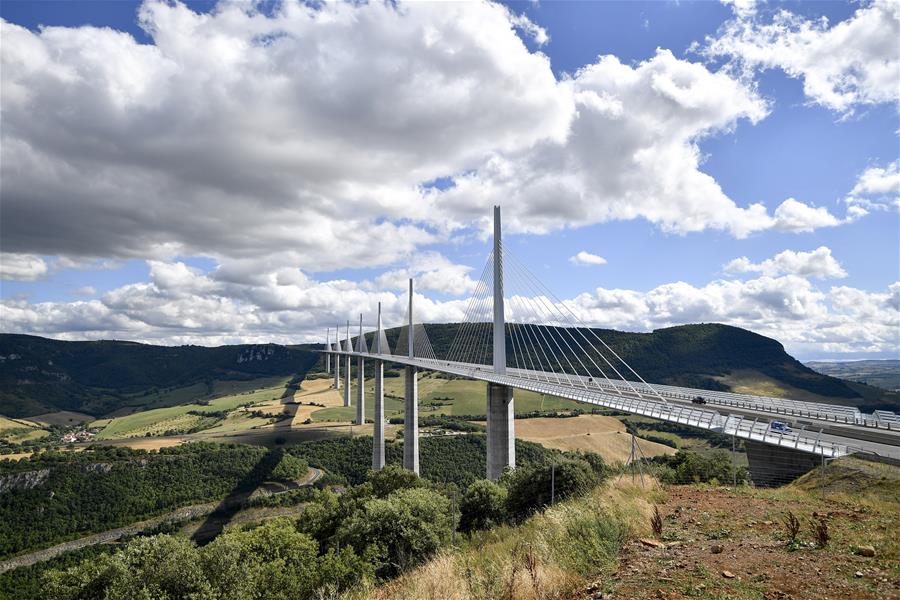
left=459, top=479, right=508, bottom=532
left=338, top=487, right=455, bottom=577
left=503, top=458, right=597, bottom=521
left=42, top=519, right=373, bottom=600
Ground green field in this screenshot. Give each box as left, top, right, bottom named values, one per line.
left=96, top=377, right=293, bottom=439
left=0, top=415, right=48, bottom=444
left=312, top=371, right=583, bottom=422
left=110, top=376, right=295, bottom=416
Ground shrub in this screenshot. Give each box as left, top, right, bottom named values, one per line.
left=504, top=459, right=597, bottom=521
left=459, top=479, right=508, bottom=532
left=338, top=487, right=455, bottom=577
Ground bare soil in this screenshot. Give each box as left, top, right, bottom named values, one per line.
left=604, top=486, right=900, bottom=600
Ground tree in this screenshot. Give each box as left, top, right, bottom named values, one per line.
left=367, top=464, right=423, bottom=498
left=504, top=458, right=597, bottom=521
left=338, top=487, right=454, bottom=577
left=270, top=452, right=309, bottom=481
left=459, top=479, right=507, bottom=532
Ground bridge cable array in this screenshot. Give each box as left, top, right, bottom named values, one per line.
left=440, top=242, right=670, bottom=406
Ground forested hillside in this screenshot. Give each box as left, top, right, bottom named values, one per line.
left=3, top=323, right=896, bottom=419
left=0, top=335, right=319, bottom=417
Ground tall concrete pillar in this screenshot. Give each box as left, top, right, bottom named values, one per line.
left=487, top=382, right=515, bottom=480
left=404, top=366, right=419, bottom=474
left=344, top=355, right=351, bottom=406
left=334, top=323, right=341, bottom=390
left=344, top=321, right=351, bottom=407
left=487, top=205, right=514, bottom=480
left=404, top=279, right=419, bottom=474
left=373, top=360, right=385, bottom=470
left=356, top=357, right=365, bottom=425
left=373, top=303, right=385, bottom=470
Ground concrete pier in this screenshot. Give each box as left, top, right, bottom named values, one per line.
left=344, top=355, right=351, bottom=407
left=486, top=382, right=515, bottom=480
left=404, top=366, right=419, bottom=474
left=333, top=350, right=340, bottom=390
left=373, top=359, right=385, bottom=470
left=356, top=357, right=365, bottom=425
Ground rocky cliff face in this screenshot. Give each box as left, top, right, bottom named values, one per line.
left=0, top=469, right=50, bottom=493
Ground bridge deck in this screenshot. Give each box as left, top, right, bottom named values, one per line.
left=326, top=350, right=900, bottom=459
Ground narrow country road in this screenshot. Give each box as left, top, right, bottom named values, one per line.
left=0, top=467, right=323, bottom=574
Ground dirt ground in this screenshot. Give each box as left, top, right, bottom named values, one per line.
left=604, top=486, right=900, bottom=600
left=515, top=414, right=676, bottom=463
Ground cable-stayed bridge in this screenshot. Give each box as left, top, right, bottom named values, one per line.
left=322, top=207, right=900, bottom=484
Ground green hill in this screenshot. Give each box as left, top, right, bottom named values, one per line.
left=372, top=322, right=898, bottom=412
left=2, top=324, right=896, bottom=419
left=0, top=335, right=319, bottom=418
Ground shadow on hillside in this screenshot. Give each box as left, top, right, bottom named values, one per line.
left=190, top=447, right=283, bottom=545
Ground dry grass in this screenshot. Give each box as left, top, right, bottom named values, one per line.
left=514, top=415, right=676, bottom=463
left=357, top=478, right=659, bottom=600
left=715, top=368, right=836, bottom=404
left=253, top=378, right=344, bottom=427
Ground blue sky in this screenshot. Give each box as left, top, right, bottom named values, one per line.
left=0, top=0, right=897, bottom=360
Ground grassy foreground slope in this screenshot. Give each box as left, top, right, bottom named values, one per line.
left=363, top=457, right=900, bottom=600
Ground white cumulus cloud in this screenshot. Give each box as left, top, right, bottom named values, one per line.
left=724, top=246, right=847, bottom=279
left=0, top=253, right=49, bottom=281
left=569, top=251, right=608, bottom=266
left=704, top=0, right=900, bottom=114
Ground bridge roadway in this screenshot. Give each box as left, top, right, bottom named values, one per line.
left=331, top=350, right=900, bottom=460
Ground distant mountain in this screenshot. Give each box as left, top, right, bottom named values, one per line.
left=0, top=334, right=319, bottom=418
left=1, top=325, right=897, bottom=419
left=806, top=360, right=900, bottom=393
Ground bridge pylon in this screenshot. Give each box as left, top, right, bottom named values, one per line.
left=333, top=323, right=341, bottom=390
left=488, top=205, right=515, bottom=480
left=404, top=278, right=419, bottom=475
left=356, top=314, right=366, bottom=426
left=373, top=303, right=385, bottom=471
left=344, top=320, right=351, bottom=407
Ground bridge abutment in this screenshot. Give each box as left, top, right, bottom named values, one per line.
left=744, top=440, right=821, bottom=487
left=373, top=360, right=385, bottom=470
left=487, top=382, right=515, bottom=480
left=404, top=366, right=419, bottom=474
